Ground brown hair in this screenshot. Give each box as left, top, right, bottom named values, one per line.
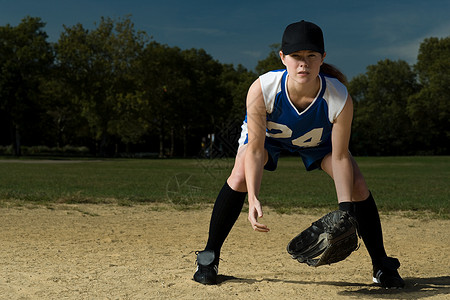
left=320, top=63, right=348, bottom=86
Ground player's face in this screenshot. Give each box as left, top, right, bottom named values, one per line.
left=280, top=50, right=325, bottom=84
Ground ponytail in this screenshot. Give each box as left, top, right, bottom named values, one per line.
left=320, top=63, right=348, bottom=86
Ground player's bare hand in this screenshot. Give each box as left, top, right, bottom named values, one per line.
left=248, top=198, right=270, bottom=232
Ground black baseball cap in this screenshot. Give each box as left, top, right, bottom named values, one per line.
left=281, top=20, right=325, bottom=55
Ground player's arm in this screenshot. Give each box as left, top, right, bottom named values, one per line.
left=245, top=78, right=270, bottom=232
left=331, top=94, right=354, bottom=203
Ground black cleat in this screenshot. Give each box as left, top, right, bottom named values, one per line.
left=193, top=250, right=219, bottom=285
left=372, top=257, right=405, bottom=289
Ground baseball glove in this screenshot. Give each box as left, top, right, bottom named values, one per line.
left=287, top=210, right=359, bottom=267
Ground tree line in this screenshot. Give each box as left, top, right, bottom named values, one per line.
left=1, top=16, right=448, bottom=158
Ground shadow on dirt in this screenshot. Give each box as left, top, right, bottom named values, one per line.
left=217, top=275, right=450, bottom=299
left=338, top=276, right=450, bottom=299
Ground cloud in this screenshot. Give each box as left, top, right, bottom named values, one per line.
left=167, top=26, right=225, bottom=36
left=241, top=50, right=262, bottom=59
left=151, top=24, right=227, bottom=38
left=370, top=21, right=450, bottom=64
left=371, top=38, right=421, bottom=63
left=426, top=21, right=450, bottom=39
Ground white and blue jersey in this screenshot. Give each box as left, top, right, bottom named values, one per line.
left=238, top=69, right=348, bottom=171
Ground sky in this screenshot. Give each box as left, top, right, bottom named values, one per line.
left=1, top=0, right=449, bottom=79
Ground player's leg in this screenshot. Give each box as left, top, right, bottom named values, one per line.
left=321, top=154, right=387, bottom=259
left=194, top=145, right=268, bottom=284
left=320, top=153, right=404, bottom=288
left=204, top=145, right=248, bottom=257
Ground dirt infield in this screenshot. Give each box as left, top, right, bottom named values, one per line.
left=0, top=204, right=449, bottom=300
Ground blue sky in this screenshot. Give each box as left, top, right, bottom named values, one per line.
left=1, top=0, right=449, bottom=79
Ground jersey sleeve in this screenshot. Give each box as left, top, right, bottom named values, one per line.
left=323, top=76, right=349, bottom=123
left=259, top=70, right=285, bottom=114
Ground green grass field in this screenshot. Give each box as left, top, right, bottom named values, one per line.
left=0, top=156, right=448, bottom=218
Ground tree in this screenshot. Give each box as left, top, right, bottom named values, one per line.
left=255, top=43, right=285, bottom=75
left=220, top=64, right=255, bottom=120
left=181, top=49, right=228, bottom=122
left=214, top=64, right=256, bottom=156
left=40, top=72, right=89, bottom=148
left=55, top=16, right=147, bottom=155
left=133, top=42, right=186, bottom=157
left=349, top=59, right=419, bottom=155
left=0, top=16, right=53, bottom=155
left=408, top=37, right=450, bottom=154
left=137, top=43, right=232, bottom=158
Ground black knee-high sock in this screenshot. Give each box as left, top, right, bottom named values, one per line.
left=339, top=192, right=387, bottom=266
left=205, top=182, right=246, bottom=257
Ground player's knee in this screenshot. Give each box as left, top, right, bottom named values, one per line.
left=353, top=174, right=369, bottom=201
left=227, top=170, right=247, bottom=192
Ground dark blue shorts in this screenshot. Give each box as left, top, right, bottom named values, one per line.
left=238, top=135, right=331, bottom=172
left=263, top=137, right=331, bottom=171
left=237, top=120, right=332, bottom=171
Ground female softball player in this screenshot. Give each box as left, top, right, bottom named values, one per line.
left=194, top=20, right=404, bottom=289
